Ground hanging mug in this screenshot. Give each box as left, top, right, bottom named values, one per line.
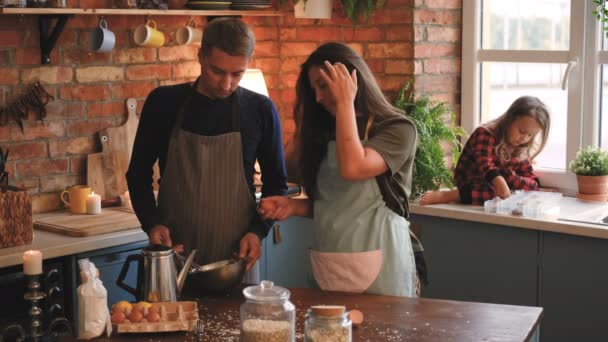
left=176, top=18, right=202, bottom=46
left=134, top=20, right=165, bottom=48
left=90, top=19, right=116, bottom=53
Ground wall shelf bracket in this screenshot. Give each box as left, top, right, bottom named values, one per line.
left=38, top=14, right=72, bottom=65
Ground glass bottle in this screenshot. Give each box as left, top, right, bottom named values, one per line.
left=304, top=306, right=352, bottom=342
left=240, top=280, right=295, bottom=342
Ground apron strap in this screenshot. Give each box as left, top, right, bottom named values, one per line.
left=363, top=116, right=373, bottom=142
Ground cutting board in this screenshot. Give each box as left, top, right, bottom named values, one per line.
left=34, top=208, right=141, bottom=237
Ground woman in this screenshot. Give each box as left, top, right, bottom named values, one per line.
left=260, top=42, right=422, bottom=297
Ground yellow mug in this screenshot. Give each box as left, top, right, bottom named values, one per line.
left=134, top=20, right=165, bottom=48
left=61, top=185, right=91, bottom=214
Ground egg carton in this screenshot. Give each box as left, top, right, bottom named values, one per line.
left=484, top=190, right=563, bottom=219
left=115, top=301, right=198, bottom=333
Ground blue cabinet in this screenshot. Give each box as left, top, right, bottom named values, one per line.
left=410, top=213, right=608, bottom=342
left=260, top=217, right=316, bottom=288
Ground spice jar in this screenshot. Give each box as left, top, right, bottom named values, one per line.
left=304, top=305, right=352, bottom=342
left=240, top=280, right=295, bottom=342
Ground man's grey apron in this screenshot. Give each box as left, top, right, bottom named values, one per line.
left=310, top=140, right=417, bottom=297
left=156, top=83, right=258, bottom=283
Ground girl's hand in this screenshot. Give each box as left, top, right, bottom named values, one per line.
left=320, top=60, right=357, bottom=112
left=258, top=196, right=292, bottom=221
left=492, top=176, right=511, bottom=199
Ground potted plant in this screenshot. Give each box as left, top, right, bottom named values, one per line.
left=568, top=146, right=608, bottom=201
left=278, top=0, right=387, bottom=23
left=394, top=82, right=467, bottom=200
left=338, top=0, right=387, bottom=24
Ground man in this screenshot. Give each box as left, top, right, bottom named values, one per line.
left=126, top=18, right=287, bottom=280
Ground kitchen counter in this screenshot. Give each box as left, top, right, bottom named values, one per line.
left=59, top=286, right=542, bottom=342
left=0, top=211, right=147, bottom=268
left=410, top=196, right=608, bottom=240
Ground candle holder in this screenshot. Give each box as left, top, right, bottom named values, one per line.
left=1, top=273, right=72, bottom=342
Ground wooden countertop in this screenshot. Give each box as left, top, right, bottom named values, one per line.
left=60, top=286, right=542, bottom=342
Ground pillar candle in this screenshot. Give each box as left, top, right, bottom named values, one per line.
left=86, top=191, right=102, bottom=215
left=23, top=250, right=42, bottom=275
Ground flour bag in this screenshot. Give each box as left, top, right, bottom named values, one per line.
left=77, top=258, right=112, bottom=339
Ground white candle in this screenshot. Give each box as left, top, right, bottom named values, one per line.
left=86, top=191, right=102, bottom=215
left=23, top=250, right=42, bottom=275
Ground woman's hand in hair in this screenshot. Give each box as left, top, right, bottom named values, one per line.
left=321, top=60, right=357, bottom=112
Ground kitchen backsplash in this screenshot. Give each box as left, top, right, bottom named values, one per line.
left=0, top=0, right=461, bottom=213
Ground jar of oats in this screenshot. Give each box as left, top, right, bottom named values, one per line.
left=240, top=280, right=295, bottom=342
left=304, top=305, right=352, bottom=342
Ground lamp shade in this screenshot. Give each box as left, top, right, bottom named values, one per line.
left=238, top=69, right=268, bottom=97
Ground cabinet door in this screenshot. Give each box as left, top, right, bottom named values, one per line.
left=261, top=217, right=316, bottom=288
left=541, top=232, right=608, bottom=341
left=411, top=214, right=539, bottom=306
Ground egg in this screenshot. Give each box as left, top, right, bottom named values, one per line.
left=146, top=310, right=161, bottom=323
left=128, top=309, right=144, bottom=323
left=111, top=311, right=126, bottom=324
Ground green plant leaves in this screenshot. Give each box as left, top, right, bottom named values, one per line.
left=394, top=82, right=466, bottom=199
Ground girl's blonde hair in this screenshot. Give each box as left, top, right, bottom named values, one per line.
left=486, top=96, right=551, bottom=161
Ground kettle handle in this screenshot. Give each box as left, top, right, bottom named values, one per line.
left=116, top=254, right=140, bottom=297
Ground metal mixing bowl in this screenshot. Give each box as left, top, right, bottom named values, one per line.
left=185, top=258, right=246, bottom=292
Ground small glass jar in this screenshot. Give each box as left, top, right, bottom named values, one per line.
left=304, top=306, right=352, bottom=342
left=240, top=280, right=295, bottom=342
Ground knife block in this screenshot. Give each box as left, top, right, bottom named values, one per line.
left=0, top=185, right=33, bottom=248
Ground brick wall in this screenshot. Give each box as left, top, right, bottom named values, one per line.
left=0, top=0, right=461, bottom=213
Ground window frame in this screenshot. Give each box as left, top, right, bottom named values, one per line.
left=461, top=0, right=601, bottom=196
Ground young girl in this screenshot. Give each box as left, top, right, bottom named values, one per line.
left=420, top=96, right=551, bottom=206
left=258, top=42, right=421, bottom=297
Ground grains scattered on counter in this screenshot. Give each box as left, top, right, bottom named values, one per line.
left=241, top=319, right=291, bottom=342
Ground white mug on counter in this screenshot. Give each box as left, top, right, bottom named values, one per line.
left=176, top=18, right=202, bottom=46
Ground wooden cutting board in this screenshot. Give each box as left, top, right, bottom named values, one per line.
left=87, top=145, right=128, bottom=200
left=34, top=208, right=141, bottom=237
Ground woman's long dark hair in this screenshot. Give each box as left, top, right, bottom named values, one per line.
left=295, top=42, right=405, bottom=200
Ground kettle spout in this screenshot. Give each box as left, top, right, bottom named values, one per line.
left=177, top=249, right=197, bottom=293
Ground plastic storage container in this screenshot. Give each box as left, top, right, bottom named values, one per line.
left=485, top=190, right=563, bottom=218
left=304, top=305, right=352, bottom=342
left=240, top=280, right=295, bottom=342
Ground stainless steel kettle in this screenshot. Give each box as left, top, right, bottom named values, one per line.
left=116, top=245, right=197, bottom=302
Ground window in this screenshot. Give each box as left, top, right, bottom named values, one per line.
left=462, top=0, right=603, bottom=195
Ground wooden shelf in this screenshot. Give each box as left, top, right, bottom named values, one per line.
left=0, top=7, right=285, bottom=16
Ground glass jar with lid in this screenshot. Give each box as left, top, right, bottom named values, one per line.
left=240, top=280, right=295, bottom=342
left=304, top=305, right=352, bottom=342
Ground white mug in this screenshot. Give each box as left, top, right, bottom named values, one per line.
left=176, top=19, right=202, bottom=46
left=90, top=19, right=115, bottom=53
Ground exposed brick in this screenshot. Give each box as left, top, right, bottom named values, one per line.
left=296, top=27, right=343, bottom=42
left=86, top=101, right=125, bottom=118
left=386, top=60, right=414, bottom=75
left=370, top=8, right=414, bottom=24
left=70, top=155, right=87, bottom=173
left=387, top=26, right=414, bottom=41
left=0, top=126, right=9, bottom=142
left=414, top=10, right=461, bottom=26
left=365, top=59, right=385, bottom=73
left=40, top=174, right=85, bottom=193
left=20, top=67, right=74, bottom=84
left=110, top=81, right=157, bottom=99
left=252, top=26, right=279, bottom=41
left=279, top=42, right=317, bottom=57
left=49, top=136, right=97, bottom=157
left=32, top=193, right=62, bottom=214
left=253, top=58, right=282, bottom=73
left=59, top=84, right=110, bottom=101
left=75, top=66, right=124, bottom=83
left=414, top=44, right=459, bottom=58
left=158, top=46, right=199, bottom=62
left=12, top=178, right=39, bottom=193
left=376, top=75, right=410, bottom=91
left=45, top=102, right=83, bottom=119
left=8, top=141, right=48, bottom=160
left=67, top=119, right=114, bottom=136
left=113, top=48, right=157, bottom=64
left=172, top=62, right=200, bottom=79
left=279, top=28, right=297, bottom=41
left=0, top=30, right=24, bottom=47
left=423, top=58, right=461, bottom=74
left=126, top=64, right=171, bottom=81
left=282, top=118, right=296, bottom=134
left=256, top=41, right=281, bottom=57
left=17, top=159, right=68, bottom=178
left=427, top=27, right=461, bottom=42
left=0, top=50, right=10, bottom=65
left=0, top=67, right=18, bottom=84
left=280, top=57, right=306, bottom=73
left=414, top=74, right=460, bottom=93
left=11, top=121, right=65, bottom=141
left=343, top=27, right=384, bottom=41
left=368, top=43, right=413, bottom=59
left=63, top=49, right=113, bottom=65
left=15, top=48, right=60, bottom=66
left=425, top=0, right=461, bottom=9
